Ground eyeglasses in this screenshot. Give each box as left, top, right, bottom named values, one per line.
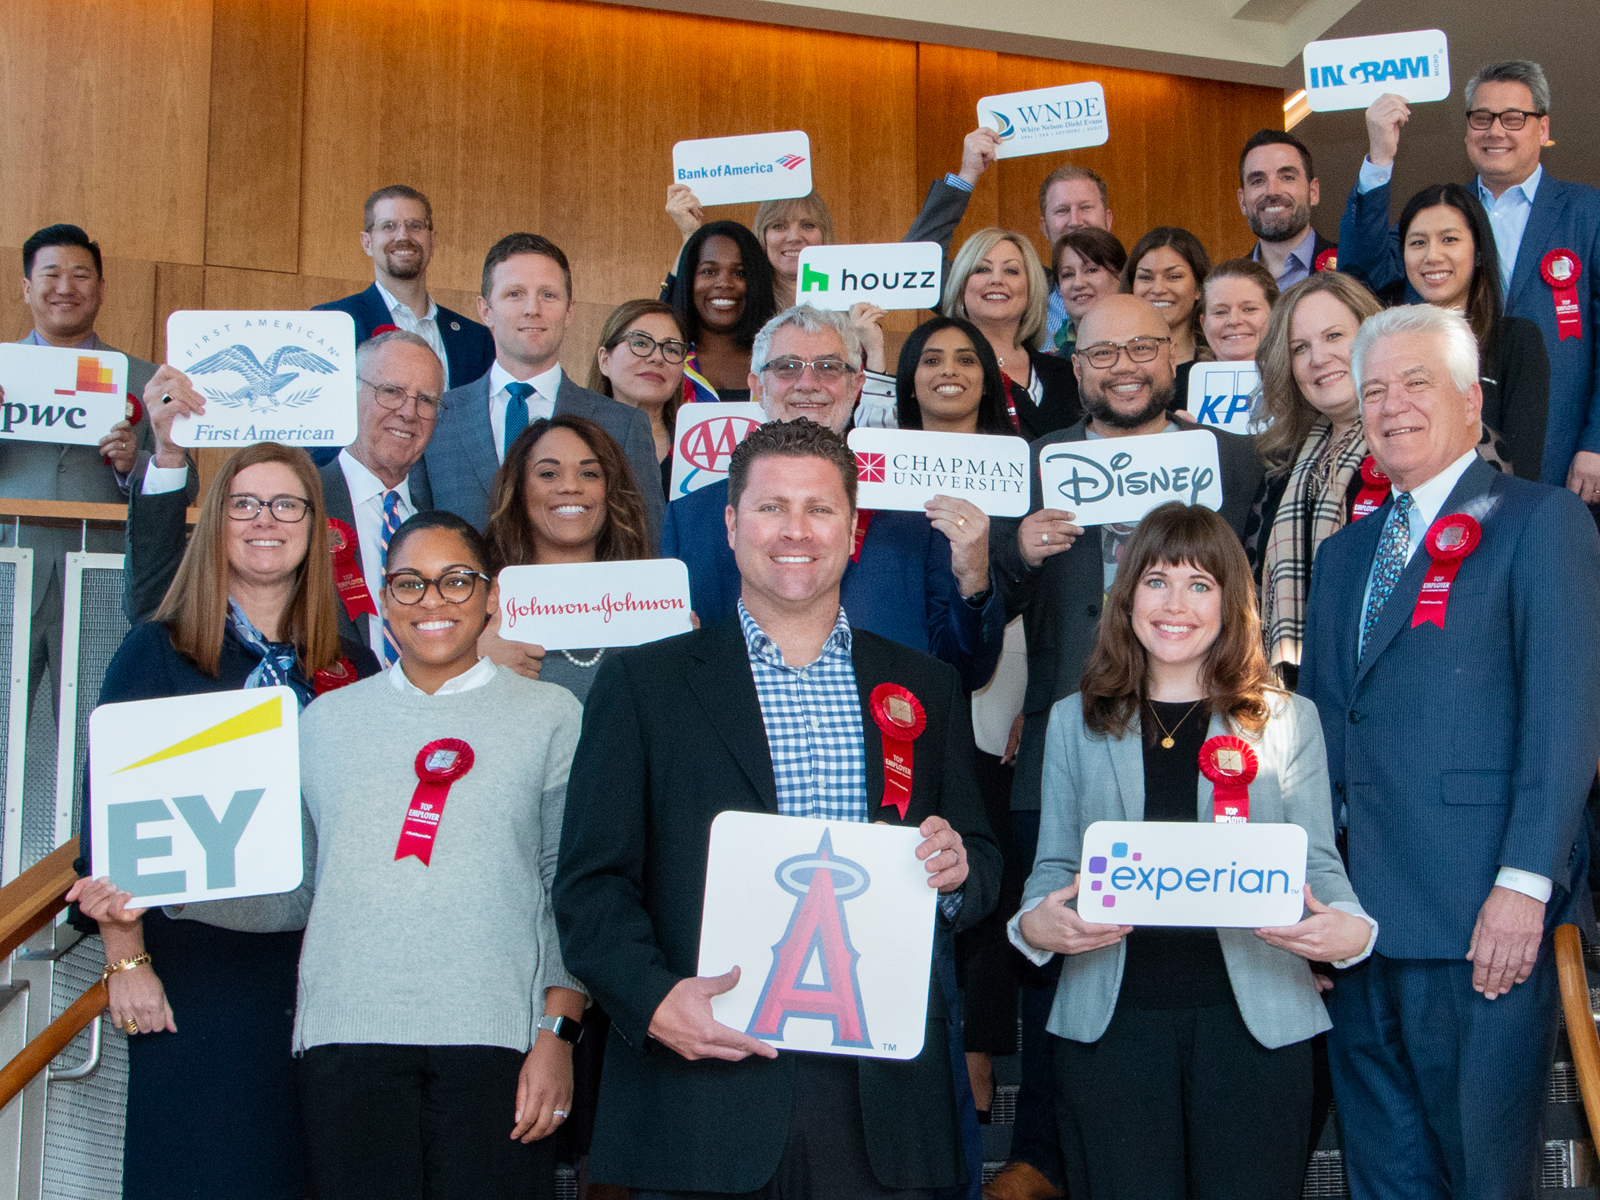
left=360, top=377, right=446, bottom=421
left=759, top=357, right=857, bottom=383
left=1465, top=108, right=1545, bottom=131
left=367, top=219, right=432, bottom=236
left=619, top=332, right=689, bottom=363
left=227, top=494, right=310, bottom=522
left=1076, top=337, right=1171, bottom=369
left=384, top=570, right=490, bottom=605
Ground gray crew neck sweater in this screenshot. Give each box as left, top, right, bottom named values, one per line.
left=292, top=666, right=584, bottom=1053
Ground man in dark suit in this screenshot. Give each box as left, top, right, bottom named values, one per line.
left=125, top=331, right=444, bottom=665
left=984, top=293, right=1263, bottom=1200
left=554, top=418, right=1000, bottom=1198
left=1238, top=129, right=1338, bottom=289
left=1339, top=60, right=1600, bottom=499
left=1299, top=304, right=1600, bottom=1199
left=663, top=305, right=1004, bottom=693
left=411, top=232, right=663, bottom=543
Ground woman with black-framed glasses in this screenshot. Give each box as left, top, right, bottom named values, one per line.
left=588, top=299, right=690, bottom=498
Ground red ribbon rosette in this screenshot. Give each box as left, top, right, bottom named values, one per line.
left=395, top=738, right=475, bottom=866
left=869, top=683, right=926, bottom=819
left=1411, top=513, right=1481, bottom=630
left=327, top=518, right=378, bottom=620
left=1351, top=456, right=1390, bottom=521
left=1199, top=735, right=1259, bottom=824
left=125, top=392, right=143, bottom=426
left=1541, top=249, right=1583, bottom=341
left=312, top=656, right=359, bottom=696
left=371, top=323, right=402, bottom=336
left=1313, top=247, right=1338, bottom=273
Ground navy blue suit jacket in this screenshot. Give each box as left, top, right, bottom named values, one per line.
left=1339, top=173, right=1600, bottom=485
left=313, top=283, right=493, bottom=390
left=660, top=478, right=1004, bottom=692
left=1298, top=458, right=1600, bottom=958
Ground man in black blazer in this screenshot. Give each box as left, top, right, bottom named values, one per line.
left=124, top=331, right=443, bottom=663
left=554, top=419, right=1000, bottom=1198
left=1238, top=129, right=1338, bottom=289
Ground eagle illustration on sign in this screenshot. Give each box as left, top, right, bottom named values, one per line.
left=187, top=344, right=339, bottom=412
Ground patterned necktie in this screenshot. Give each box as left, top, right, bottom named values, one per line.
left=379, top=490, right=404, bottom=666
left=504, top=381, right=534, bottom=458
left=1360, top=491, right=1414, bottom=656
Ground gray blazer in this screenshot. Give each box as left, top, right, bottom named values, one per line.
left=1011, top=691, right=1371, bottom=1051
left=411, top=368, right=663, bottom=545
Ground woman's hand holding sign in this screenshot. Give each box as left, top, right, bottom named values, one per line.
left=66, top=876, right=178, bottom=1036
left=477, top=610, right=545, bottom=681
left=1018, top=875, right=1131, bottom=955
left=1018, top=508, right=1082, bottom=568
left=925, top=496, right=990, bottom=598
left=1254, top=885, right=1374, bottom=964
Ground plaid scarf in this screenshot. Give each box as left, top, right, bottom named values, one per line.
left=1261, top=418, right=1366, bottom=672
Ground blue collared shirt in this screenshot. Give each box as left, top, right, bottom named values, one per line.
left=1253, top=225, right=1319, bottom=289
left=1477, top=164, right=1543, bottom=299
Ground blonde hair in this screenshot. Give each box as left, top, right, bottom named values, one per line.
left=942, top=228, right=1051, bottom=350
left=753, top=194, right=836, bottom=248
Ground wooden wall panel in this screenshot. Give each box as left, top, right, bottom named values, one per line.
left=153, top=265, right=207, bottom=363
left=205, top=0, right=306, bottom=272
left=915, top=44, right=1000, bottom=260
left=0, top=0, right=213, bottom=266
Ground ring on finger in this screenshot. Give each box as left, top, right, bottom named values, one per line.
left=1041, top=532, right=1049, bottom=544
left=123, top=1017, right=138, bottom=1034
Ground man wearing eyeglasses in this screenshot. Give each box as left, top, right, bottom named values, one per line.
left=126, top=331, right=446, bottom=665
left=1338, top=61, right=1600, bottom=510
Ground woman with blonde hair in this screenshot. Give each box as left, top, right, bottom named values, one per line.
left=942, top=227, right=1080, bottom=439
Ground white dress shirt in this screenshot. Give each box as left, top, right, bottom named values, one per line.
left=1359, top=448, right=1551, bottom=903
left=488, top=361, right=563, bottom=463
left=338, top=449, right=415, bottom=655
left=374, top=280, right=450, bottom=381
left=388, top=654, right=497, bottom=695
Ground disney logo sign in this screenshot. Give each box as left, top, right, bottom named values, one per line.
left=1037, top=430, right=1223, bottom=527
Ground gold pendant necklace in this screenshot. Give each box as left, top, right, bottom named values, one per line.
left=1148, top=698, right=1205, bottom=749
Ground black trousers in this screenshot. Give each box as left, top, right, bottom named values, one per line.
left=630, top=1054, right=934, bottom=1200
left=1053, top=1002, right=1312, bottom=1200
left=297, top=1043, right=555, bottom=1200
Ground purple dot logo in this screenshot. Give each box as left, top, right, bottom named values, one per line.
left=1088, top=856, right=1107, bottom=874
left=1102, top=896, right=1116, bottom=907
left=1090, top=880, right=1102, bottom=891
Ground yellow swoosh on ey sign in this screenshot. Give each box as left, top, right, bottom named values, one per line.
left=114, top=696, right=283, bottom=774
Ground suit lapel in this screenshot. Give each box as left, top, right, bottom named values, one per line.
left=1507, top=177, right=1563, bottom=311
left=456, top=375, right=501, bottom=496
left=687, top=621, right=779, bottom=812
left=850, top=635, right=897, bottom=826
left=319, top=459, right=356, bottom=527
left=553, top=371, right=581, bottom=418
left=1107, top=718, right=1144, bottom=822
left=359, top=283, right=391, bottom=334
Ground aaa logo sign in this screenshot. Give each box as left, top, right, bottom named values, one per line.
left=669, top=402, right=764, bottom=497
left=699, top=812, right=935, bottom=1059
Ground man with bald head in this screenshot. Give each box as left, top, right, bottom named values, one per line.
left=1299, top=305, right=1600, bottom=1200
left=983, top=295, right=1262, bottom=1200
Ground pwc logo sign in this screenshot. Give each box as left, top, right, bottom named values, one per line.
left=795, top=242, right=943, bottom=313
left=0, top=342, right=129, bottom=447
left=1079, top=820, right=1307, bottom=927
left=1303, top=29, right=1451, bottom=113
left=89, top=687, right=304, bottom=907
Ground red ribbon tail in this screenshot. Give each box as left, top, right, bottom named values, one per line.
left=1411, top=561, right=1464, bottom=628
left=880, top=736, right=913, bottom=820
left=394, top=779, right=452, bottom=866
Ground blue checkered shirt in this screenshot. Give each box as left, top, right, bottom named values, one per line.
left=738, top=602, right=868, bottom=823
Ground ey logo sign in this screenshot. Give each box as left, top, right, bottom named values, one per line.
left=89, top=687, right=304, bottom=908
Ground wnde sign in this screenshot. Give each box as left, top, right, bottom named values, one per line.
left=1303, top=29, right=1451, bottom=112
left=795, top=243, right=942, bottom=313
left=89, top=688, right=304, bottom=908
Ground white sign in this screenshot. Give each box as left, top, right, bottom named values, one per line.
left=1303, top=29, right=1450, bottom=112
left=669, top=402, right=765, bottom=498
left=979, top=82, right=1109, bottom=160
left=1038, top=430, right=1222, bottom=526
left=1186, top=363, right=1260, bottom=433
left=496, top=559, right=693, bottom=650
left=672, top=131, right=814, bottom=207
left=1080, top=821, right=1307, bottom=927
left=849, top=429, right=1031, bottom=517
left=795, top=243, right=943, bottom=312
left=165, top=310, right=358, bottom=447
left=89, top=688, right=303, bottom=908
left=0, top=343, right=128, bottom=446
left=699, top=811, right=935, bottom=1060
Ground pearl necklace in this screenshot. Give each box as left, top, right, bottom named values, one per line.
left=562, top=648, right=605, bottom=669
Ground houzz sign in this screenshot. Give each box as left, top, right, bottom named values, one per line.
left=795, top=243, right=943, bottom=312
left=89, top=688, right=304, bottom=907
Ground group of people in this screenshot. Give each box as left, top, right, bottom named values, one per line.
left=2, top=51, right=1590, bottom=1200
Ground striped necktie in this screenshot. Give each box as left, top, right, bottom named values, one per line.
left=504, top=381, right=534, bottom=458
left=379, top=489, right=404, bottom=665
left=1360, top=491, right=1413, bottom=657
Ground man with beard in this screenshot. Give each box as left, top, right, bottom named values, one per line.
left=1238, top=130, right=1338, bottom=288
left=984, top=295, right=1262, bottom=1200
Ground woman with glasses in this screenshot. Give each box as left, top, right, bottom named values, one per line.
left=588, top=299, right=689, bottom=499
left=67, top=442, right=381, bottom=1200
left=1121, top=227, right=1213, bottom=409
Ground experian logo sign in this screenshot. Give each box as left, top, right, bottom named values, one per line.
left=1302, top=29, right=1451, bottom=113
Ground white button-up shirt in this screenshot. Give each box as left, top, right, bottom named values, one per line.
left=488, top=361, right=562, bottom=463
left=374, top=280, right=450, bottom=381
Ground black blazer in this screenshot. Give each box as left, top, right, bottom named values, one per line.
left=989, top=419, right=1264, bottom=812
left=1007, top=348, right=1082, bottom=441
left=552, top=620, right=1001, bottom=1194
left=312, top=283, right=493, bottom=391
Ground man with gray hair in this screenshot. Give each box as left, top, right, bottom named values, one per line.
left=1300, top=304, right=1600, bottom=1199
left=1337, top=60, right=1600, bottom=509
left=125, top=330, right=446, bottom=663
left=661, top=304, right=1004, bottom=692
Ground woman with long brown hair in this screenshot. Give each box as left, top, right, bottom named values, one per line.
left=1121, top=226, right=1213, bottom=406
left=1009, top=502, right=1373, bottom=1200
left=66, top=441, right=381, bottom=1200
left=587, top=299, right=689, bottom=499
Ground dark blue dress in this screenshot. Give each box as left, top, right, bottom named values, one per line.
left=76, top=621, right=378, bottom=1200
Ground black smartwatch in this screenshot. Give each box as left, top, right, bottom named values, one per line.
left=537, top=1014, right=583, bottom=1045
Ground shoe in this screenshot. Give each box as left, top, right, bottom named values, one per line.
left=982, top=1161, right=1063, bottom=1200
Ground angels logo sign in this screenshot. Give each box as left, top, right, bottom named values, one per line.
left=669, top=402, right=765, bottom=497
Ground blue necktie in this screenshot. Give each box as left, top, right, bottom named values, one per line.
left=504, top=381, right=534, bottom=458
left=1360, top=491, right=1414, bottom=656
left=379, top=490, right=404, bottom=666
